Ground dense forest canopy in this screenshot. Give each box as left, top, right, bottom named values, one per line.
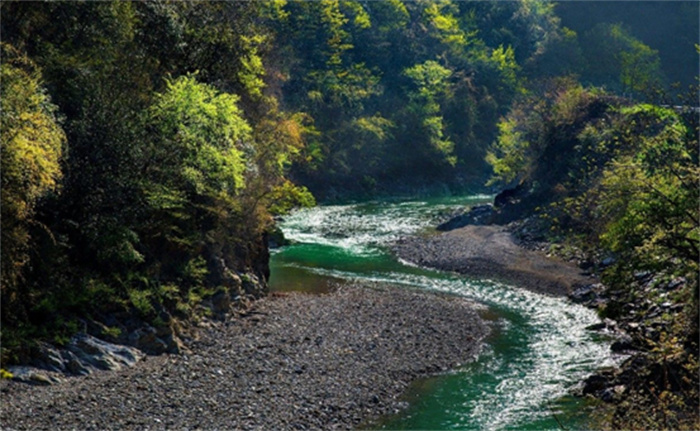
left=1, top=1, right=316, bottom=357
left=0, top=3, right=698, bottom=410
left=557, top=1, right=698, bottom=90
left=264, top=0, right=698, bottom=199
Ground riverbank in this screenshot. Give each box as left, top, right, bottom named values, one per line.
left=0, top=284, right=487, bottom=430
left=395, top=203, right=699, bottom=429
left=394, top=224, right=592, bottom=297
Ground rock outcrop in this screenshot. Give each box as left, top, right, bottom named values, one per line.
left=7, top=334, right=144, bottom=385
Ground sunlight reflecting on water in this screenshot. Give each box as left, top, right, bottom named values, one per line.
left=274, top=196, right=618, bottom=430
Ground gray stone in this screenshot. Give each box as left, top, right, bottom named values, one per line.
left=32, top=342, right=66, bottom=372
left=211, top=291, right=232, bottom=314
left=569, top=283, right=605, bottom=303
left=585, top=322, right=606, bottom=331
left=8, top=366, right=64, bottom=385
left=66, top=357, right=91, bottom=376
left=160, top=334, right=184, bottom=354
left=68, top=333, right=144, bottom=371
left=634, top=271, right=652, bottom=280
left=582, top=374, right=609, bottom=395
left=241, top=273, right=264, bottom=296
left=611, top=334, right=635, bottom=352
left=437, top=204, right=495, bottom=231
left=664, top=277, right=685, bottom=291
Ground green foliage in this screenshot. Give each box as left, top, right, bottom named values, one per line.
left=128, top=289, right=155, bottom=318
left=272, top=0, right=567, bottom=196
left=490, top=83, right=698, bottom=279
left=0, top=2, right=313, bottom=363
left=582, top=105, right=698, bottom=276
left=404, top=60, right=452, bottom=96
left=149, top=74, right=251, bottom=196
left=612, top=325, right=699, bottom=430
left=423, top=1, right=473, bottom=53
left=557, top=1, right=698, bottom=90
left=486, top=78, right=607, bottom=189
left=271, top=0, right=615, bottom=196
left=182, top=257, right=208, bottom=287
left=101, top=326, right=122, bottom=339
left=238, top=35, right=268, bottom=99
left=485, top=117, right=529, bottom=185
left=489, top=45, right=520, bottom=93
left=2, top=3, right=697, bottom=397
left=266, top=180, right=316, bottom=216
left=581, top=23, right=663, bottom=95
left=403, top=60, right=456, bottom=166
left=491, top=80, right=699, bottom=428
left=0, top=43, right=65, bottom=323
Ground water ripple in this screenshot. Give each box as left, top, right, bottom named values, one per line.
left=276, top=197, right=619, bottom=430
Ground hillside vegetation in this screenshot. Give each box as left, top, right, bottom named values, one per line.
left=486, top=81, right=699, bottom=429
left=1, top=2, right=698, bottom=428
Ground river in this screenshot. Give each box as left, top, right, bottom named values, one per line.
left=269, top=195, right=618, bottom=430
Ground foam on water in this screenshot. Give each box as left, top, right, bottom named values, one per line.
left=282, top=196, right=490, bottom=254
left=275, top=197, right=618, bottom=430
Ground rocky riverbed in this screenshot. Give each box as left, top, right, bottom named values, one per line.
left=1, top=285, right=487, bottom=430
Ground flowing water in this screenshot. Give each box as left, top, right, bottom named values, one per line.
left=269, top=196, right=618, bottom=430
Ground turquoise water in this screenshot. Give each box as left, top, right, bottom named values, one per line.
left=269, top=196, right=617, bottom=430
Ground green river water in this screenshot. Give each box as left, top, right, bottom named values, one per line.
left=269, top=195, right=619, bottom=430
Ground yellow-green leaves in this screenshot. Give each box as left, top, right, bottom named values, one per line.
left=1, top=44, right=65, bottom=293
left=370, top=0, right=409, bottom=33
left=352, top=115, right=394, bottom=143
left=595, top=105, right=699, bottom=271
left=341, top=0, right=371, bottom=30
left=404, top=60, right=455, bottom=166
left=486, top=117, right=529, bottom=185
left=239, top=35, right=267, bottom=99
left=424, top=1, right=470, bottom=50
left=582, top=23, right=663, bottom=95
left=265, top=180, right=316, bottom=216
left=1, top=44, right=64, bottom=212
left=321, top=0, right=352, bottom=67
left=149, top=74, right=251, bottom=196
left=490, top=45, right=520, bottom=92
left=404, top=60, right=452, bottom=96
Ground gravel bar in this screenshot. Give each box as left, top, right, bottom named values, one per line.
left=394, top=225, right=591, bottom=297
left=1, top=284, right=487, bottom=430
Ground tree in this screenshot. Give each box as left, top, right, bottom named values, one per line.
left=1, top=44, right=65, bottom=322
left=138, top=75, right=251, bottom=285
left=402, top=60, right=456, bottom=166
left=148, top=74, right=250, bottom=197
left=581, top=23, right=663, bottom=95
left=588, top=105, right=699, bottom=277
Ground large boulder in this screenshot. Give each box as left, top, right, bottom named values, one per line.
left=437, top=204, right=495, bottom=231
left=12, top=333, right=145, bottom=383
left=67, top=333, right=144, bottom=371
left=494, top=182, right=530, bottom=208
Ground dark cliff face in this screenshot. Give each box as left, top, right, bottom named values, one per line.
left=237, top=231, right=271, bottom=292
left=207, top=231, right=270, bottom=299
left=258, top=232, right=272, bottom=282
